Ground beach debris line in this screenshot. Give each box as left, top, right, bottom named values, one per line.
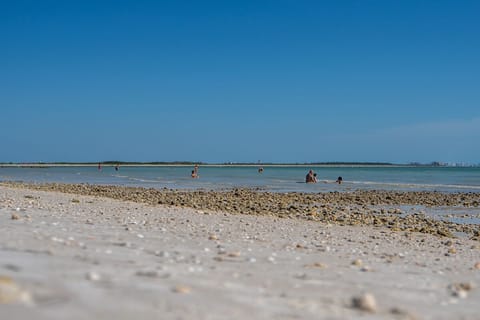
left=2, top=181, right=480, bottom=239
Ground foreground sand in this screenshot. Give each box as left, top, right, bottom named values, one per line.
left=1, top=185, right=479, bottom=319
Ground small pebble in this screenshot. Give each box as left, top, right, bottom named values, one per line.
left=453, top=290, right=468, bottom=299
left=85, top=271, right=101, bottom=281
left=448, top=282, right=475, bottom=298
left=294, top=272, right=308, bottom=280
left=113, top=242, right=130, bottom=247
left=156, top=251, right=170, bottom=258
left=458, top=282, right=474, bottom=291
left=227, top=251, right=241, bottom=257
left=136, top=270, right=159, bottom=278
left=304, top=262, right=327, bottom=269
left=172, top=285, right=191, bottom=294
left=0, top=276, right=33, bottom=305
left=352, top=293, right=377, bottom=313
left=11, top=214, right=20, bottom=220
left=3, top=264, right=21, bottom=272
left=390, top=307, right=418, bottom=320
left=352, top=259, right=363, bottom=267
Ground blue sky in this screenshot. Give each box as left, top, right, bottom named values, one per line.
left=1, top=0, right=479, bottom=164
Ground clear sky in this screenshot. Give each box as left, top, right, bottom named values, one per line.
left=1, top=0, right=479, bottom=164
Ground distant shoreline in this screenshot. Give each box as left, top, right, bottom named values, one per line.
left=0, top=163, right=397, bottom=168
left=1, top=162, right=475, bottom=168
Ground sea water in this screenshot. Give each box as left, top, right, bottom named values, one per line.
left=1, top=165, right=480, bottom=193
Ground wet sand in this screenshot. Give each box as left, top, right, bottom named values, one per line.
left=1, top=183, right=480, bottom=319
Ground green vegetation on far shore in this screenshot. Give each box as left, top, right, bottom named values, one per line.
left=1, top=161, right=477, bottom=167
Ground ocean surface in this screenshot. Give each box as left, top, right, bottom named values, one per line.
left=1, top=165, right=480, bottom=193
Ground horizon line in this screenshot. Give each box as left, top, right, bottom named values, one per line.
left=1, top=161, right=478, bottom=168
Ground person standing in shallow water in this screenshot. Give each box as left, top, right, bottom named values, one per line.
left=191, top=164, right=199, bottom=178
left=336, top=176, right=343, bottom=184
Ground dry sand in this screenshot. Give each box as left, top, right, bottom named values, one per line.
left=1, top=185, right=479, bottom=319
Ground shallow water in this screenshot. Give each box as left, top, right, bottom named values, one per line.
left=1, top=165, right=480, bottom=193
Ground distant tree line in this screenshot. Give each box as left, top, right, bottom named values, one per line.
left=3, top=161, right=477, bottom=167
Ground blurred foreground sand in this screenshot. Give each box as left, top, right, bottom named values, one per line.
left=1, top=185, right=479, bottom=319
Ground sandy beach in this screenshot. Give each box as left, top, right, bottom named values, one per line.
left=1, top=184, right=480, bottom=319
